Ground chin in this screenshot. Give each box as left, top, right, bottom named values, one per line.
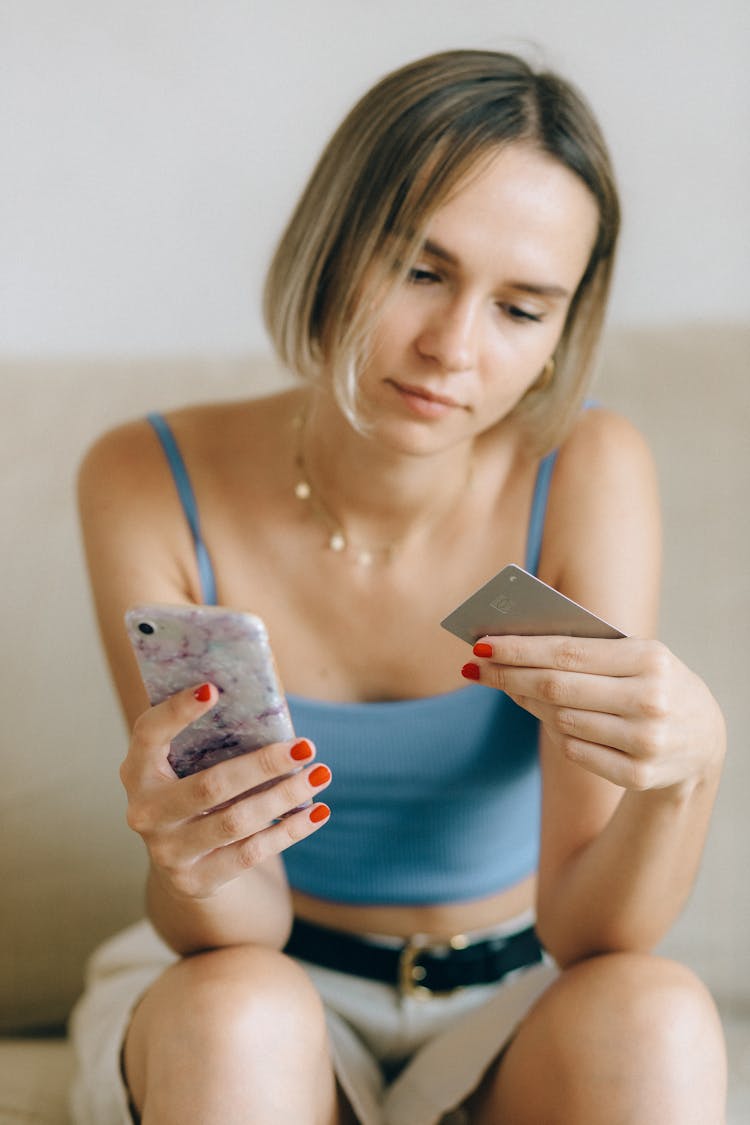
left=365, top=413, right=477, bottom=460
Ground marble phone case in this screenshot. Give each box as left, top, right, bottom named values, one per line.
left=125, top=604, right=295, bottom=778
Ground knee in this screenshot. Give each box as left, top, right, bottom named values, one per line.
left=481, top=954, right=726, bottom=1123
left=148, top=944, right=327, bottom=1047
left=548, top=952, right=726, bottom=1078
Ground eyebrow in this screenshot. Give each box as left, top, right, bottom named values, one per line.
left=421, top=238, right=571, bottom=300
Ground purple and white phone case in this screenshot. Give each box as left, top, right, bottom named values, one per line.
left=125, top=604, right=294, bottom=778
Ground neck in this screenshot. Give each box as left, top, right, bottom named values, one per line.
left=294, top=390, right=477, bottom=561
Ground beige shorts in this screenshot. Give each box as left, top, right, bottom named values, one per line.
left=68, top=916, right=558, bottom=1125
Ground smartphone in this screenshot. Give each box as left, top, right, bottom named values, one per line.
left=440, top=564, right=626, bottom=646
left=125, top=604, right=295, bottom=778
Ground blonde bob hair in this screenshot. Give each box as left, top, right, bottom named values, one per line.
left=263, top=49, right=620, bottom=453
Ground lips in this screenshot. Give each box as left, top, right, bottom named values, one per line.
left=386, top=379, right=467, bottom=410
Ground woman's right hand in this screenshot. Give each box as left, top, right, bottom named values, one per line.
left=119, top=682, right=331, bottom=902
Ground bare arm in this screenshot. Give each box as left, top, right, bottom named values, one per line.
left=509, top=636, right=724, bottom=966
left=469, top=409, right=726, bottom=966
left=78, top=420, right=330, bottom=954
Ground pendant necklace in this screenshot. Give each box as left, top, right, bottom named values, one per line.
left=292, top=408, right=473, bottom=568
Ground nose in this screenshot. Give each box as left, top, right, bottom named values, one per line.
left=416, top=296, right=480, bottom=373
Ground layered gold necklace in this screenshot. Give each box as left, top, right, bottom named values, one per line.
left=292, top=409, right=473, bottom=568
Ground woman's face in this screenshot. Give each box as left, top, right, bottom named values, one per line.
left=354, top=143, right=600, bottom=454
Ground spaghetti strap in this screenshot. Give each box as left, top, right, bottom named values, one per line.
left=146, top=408, right=565, bottom=599
left=523, top=400, right=599, bottom=575
left=146, top=412, right=218, bottom=606
left=524, top=450, right=557, bottom=576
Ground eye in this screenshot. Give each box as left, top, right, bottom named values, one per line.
left=408, top=266, right=441, bottom=284
left=500, top=303, right=543, bottom=324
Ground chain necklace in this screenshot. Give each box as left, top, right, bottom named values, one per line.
left=292, top=408, right=473, bottom=568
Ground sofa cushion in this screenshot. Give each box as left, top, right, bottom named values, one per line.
left=0, top=1038, right=74, bottom=1123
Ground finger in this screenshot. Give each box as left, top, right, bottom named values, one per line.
left=558, top=737, right=667, bottom=791
left=126, top=682, right=219, bottom=782
left=147, top=757, right=330, bottom=870
left=473, top=663, right=649, bottom=718
left=184, top=760, right=333, bottom=857
left=169, top=803, right=332, bottom=898
left=474, top=635, right=646, bottom=676
left=521, top=695, right=666, bottom=771
left=169, top=738, right=318, bottom=820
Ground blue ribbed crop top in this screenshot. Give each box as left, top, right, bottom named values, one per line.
left=147, top=412, right=556, bottom=905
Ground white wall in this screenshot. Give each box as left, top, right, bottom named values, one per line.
left=2, top=0, right=748, bottom=356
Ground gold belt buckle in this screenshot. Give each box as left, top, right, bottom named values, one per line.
left=397, top=933, right=469, bottom=1000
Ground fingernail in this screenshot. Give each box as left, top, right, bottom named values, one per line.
left=193, top=683, right=213, bottom=702
left=308, top=764, right=331, bottom=787
left=309, top=803, right=330, bottom=823
left=290, top=739, right=314, bottom=761
left=461, top=662, right=481, bottom=681
left=473, top=642, right=493, bottom=658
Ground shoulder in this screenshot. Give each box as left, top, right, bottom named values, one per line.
left=77, top=416, right=166, bottom=546
left=539, top=406, right=661, bottom=635
left=78, top=391, right=298, bottom=501
left=76, top=412, right=198, bottom=608
left=78, top=414, right=161, bottom=493
left=77, top=389, right=302, bottom=589
left=554, top=403, right=655, bottom=479
left=548, top=405, right=658, bottom=518
left=77, top=411, right=192, bottom=544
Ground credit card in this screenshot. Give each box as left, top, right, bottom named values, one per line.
left=440, top=564, right=625, bottom=645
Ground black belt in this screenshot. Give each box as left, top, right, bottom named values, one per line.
left=284, top=917, right=544, bottom=998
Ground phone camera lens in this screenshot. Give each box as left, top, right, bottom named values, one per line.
left=138, top=622, right=155, bottom=635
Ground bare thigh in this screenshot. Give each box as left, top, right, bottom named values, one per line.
left=467, top=952, right=727, bottom=1125
left=124, top=944, right=357, bottom=1125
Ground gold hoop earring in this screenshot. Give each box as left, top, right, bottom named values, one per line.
left=535, top=356, right=556, bottom=392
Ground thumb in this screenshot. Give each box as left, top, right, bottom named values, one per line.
left=128, top=682, right=218, bottom=781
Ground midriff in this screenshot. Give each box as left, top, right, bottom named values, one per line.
left=291, top=873, right=537, bottom=941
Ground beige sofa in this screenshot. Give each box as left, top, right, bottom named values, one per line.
left=1, top=326, right=749, bottom=1123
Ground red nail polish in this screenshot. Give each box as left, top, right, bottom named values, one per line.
left=308, top=764, right=331, bottom=787
left=309, top=803, right=330, bottom=823
left=290, top=739, right=314, bottom=761
left=193, top=683, right=212, bottom=702
left=461, top=662, right=481, bottom=681
left=473, top=642, right=493, bottom=658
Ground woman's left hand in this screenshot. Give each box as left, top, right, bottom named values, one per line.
left=463, top=636, right=726, bottom=792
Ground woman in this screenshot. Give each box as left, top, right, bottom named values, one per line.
left=70, top=49, right=727, bottom=1124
